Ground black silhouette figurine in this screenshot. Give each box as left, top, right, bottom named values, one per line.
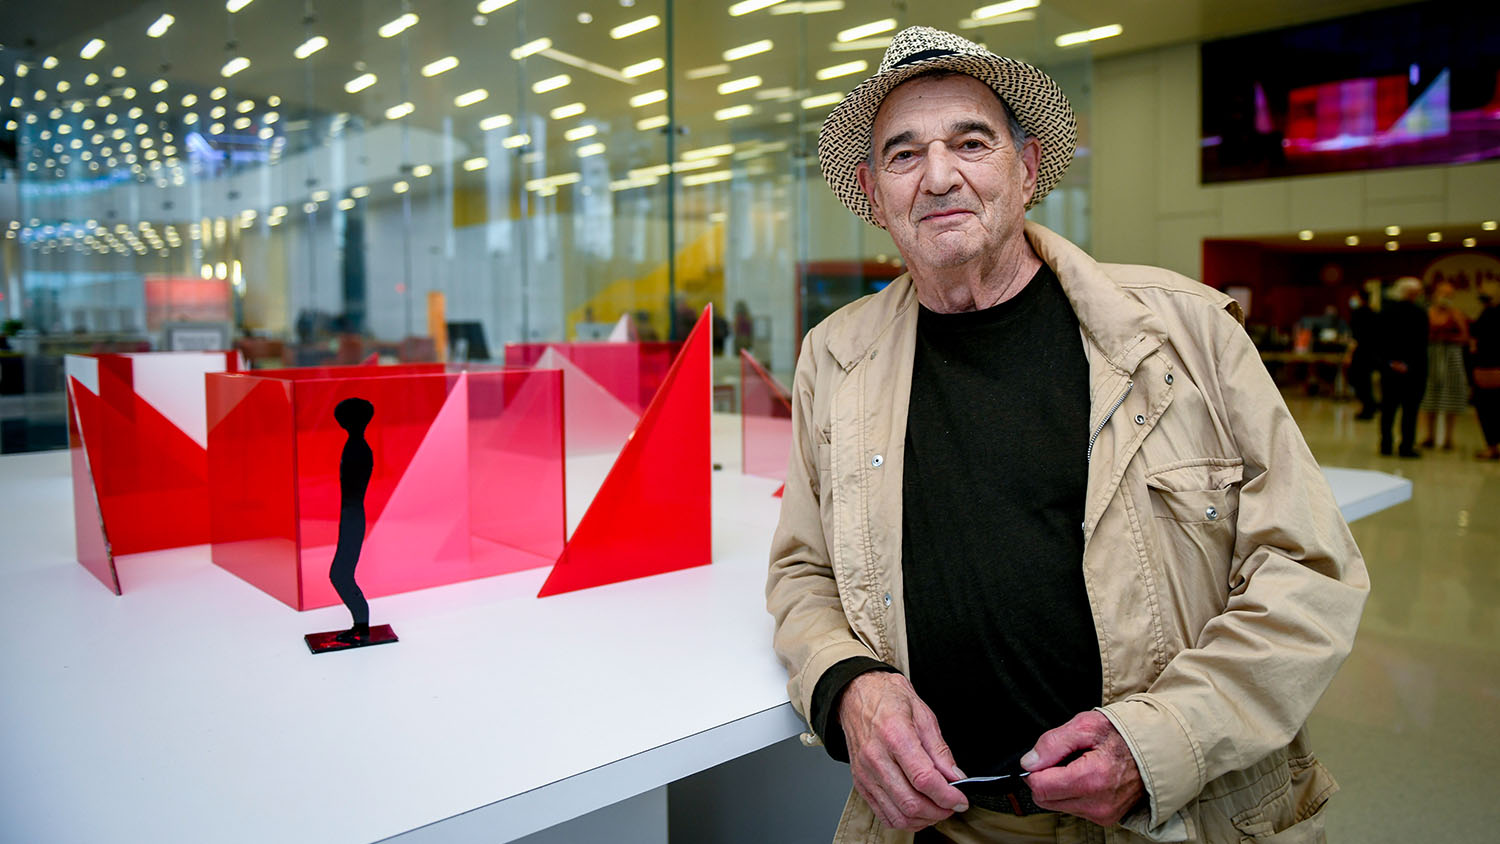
left=304, top=397, right=398, bottom=654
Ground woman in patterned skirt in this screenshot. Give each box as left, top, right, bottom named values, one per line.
left=1419, top=281, right=1471, bottom=450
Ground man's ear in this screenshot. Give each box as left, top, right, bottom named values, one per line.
left=855, top=160, right=886, bottom=228
left=1019, top=137, right=1041, bottom=205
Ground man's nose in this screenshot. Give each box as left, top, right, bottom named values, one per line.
left=919, top=141, right=962, bottom=195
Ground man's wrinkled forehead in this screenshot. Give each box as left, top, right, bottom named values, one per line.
left=868, top=72, right=1014, bottom=152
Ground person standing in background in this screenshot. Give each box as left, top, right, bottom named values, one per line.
left=1346, top=291, right=1379, bottom=419
left=1471, top=293, right=1500, bottom=460
left=1378, top=278, right=1429, bottom=457
left=1419, top=280, right=1471, bottom=450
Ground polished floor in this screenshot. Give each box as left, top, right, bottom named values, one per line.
left=1284, top=395, right=1500, bottom=842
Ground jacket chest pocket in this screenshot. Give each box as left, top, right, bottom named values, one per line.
left=1143, top=458, right=1243, bottom=644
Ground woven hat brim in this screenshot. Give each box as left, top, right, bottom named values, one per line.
left=817, top=53, right=1077, bottom=228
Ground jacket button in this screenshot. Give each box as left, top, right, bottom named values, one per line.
left=882, top=592, right=892, bottom=608
left=1205, top=506, right=1219, bottom=521
left=1134, top=413, right=1146, bottom=425
left=871, top=454, right=884, bottom=467
left=1165, top=373, right=1174, bottom=384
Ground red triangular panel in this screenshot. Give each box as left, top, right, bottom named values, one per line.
left=67, top=381, right=120, bottom=594
left=773, top=484, right=785, bottom=498
left=538, top=307, right=713, bottom=596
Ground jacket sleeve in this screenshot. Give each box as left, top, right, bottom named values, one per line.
left=766, top=334, right=883, bottom=728
left=1099, top=307, right=1371, bottom=828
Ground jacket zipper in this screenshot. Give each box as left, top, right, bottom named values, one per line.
left=1086, top=379, right=1133, bottom=465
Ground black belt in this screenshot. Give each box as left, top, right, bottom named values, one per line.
left=966, top=786, right=1050, bottom=817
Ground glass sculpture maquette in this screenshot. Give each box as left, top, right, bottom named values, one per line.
left=65, top=351, right=244, bottom=593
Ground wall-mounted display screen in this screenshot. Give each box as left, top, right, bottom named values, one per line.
left=1201, top=1, right=1500, bottom=183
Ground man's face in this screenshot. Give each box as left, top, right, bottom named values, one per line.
left=856, top=74, right=1040, bottom=272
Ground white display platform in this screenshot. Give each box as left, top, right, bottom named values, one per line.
left=0, top=418, right=1412, bottom=844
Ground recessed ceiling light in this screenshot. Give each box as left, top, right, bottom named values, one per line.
left=730, top=0, right=788, bottom=16
left=1056, top=24, right=1124, bottom=48
left=549, top=102, right=585, bottom=120
left=1463, top=237, right=1477, bottom=247
left=687, top=64, right=731, bottom=80
left=511, top=37, right=551, bottom=59
left=636, top=115, right=668, bottom=130
left=974, top=0, right=1039, bottom=20
left=295, top=36, right=328, bottom=59
left=715, top=104, right=754, bottom=121
left=578, top=142, right=606, bottom=158
left=1427, top=232, right=1441, bottom=242
left=480, top=114, right=513, bottom=131
left=1385, top=241, right=1398, bottom=251
left=422, top=56, right=459, bottom=77
left=610, top=15, right=661, bottom=40
left=501, top=133, right=531, bottom=149
left=221, top=57, right=250, bottom=77
left=718, top=76, right=762, bottom=95
left=801, top=92, right=843, bottom=109
left=412, top=164, right=433, bottom=178
left=565, top=124, right=598, bottom=141
left=454, top=89, right=489, bottom=108
left=478, top=0, right=518, bottom=12
left=147, top=15, right=175, bottom=38
left=1384, top=225, right=1401, bottom=236
left=385, top=102, right=414, bottom=120
left=837, top=19, right=897, bottom=43
left=624, top=58, right=665, bottom=77
left=630, top=89, right=667, bottom=107
left=379, top=13, right=419, bottom=38
left=1482, top=220, right=1498, bottom=231
left=578, top=12, right=593, bottom=24
left=532, top=74, right=570, bottom=93
left=345, top=73, right=377, bottom=93
left=724, top=40, right=774, bottom=61
left=43, top=56, right=59, bottom=69
left=1345, top=235, right=1359, bottom=246
left=227, top=0, right=255, bottom=12
left=393, top=180, right=410, bottom=194
left=1297, top=230, right=1313, bottom=241
left=211, top=86, right=227, bottom=100
left=816, top=60, right=867, bottom=80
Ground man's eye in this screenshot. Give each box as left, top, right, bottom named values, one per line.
left=960, top=140, right=984, bottom=150
left=892, top=150, right=913, bottom=161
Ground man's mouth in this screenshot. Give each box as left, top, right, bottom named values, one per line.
left=920, top=209, right=972, bottom=222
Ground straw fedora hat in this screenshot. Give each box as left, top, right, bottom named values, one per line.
left=817, top=26, right=1077, bottom=228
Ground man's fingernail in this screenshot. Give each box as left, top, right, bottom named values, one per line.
left=1020, top=751, right=1040, bottom=769
left=955, top=802, right=969, bottom=813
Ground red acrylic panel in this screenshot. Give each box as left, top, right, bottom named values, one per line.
left=207, top=364, right=565, bottom=610
left=538, top=308, right=713, bottom=597
left=504, top=342, right=681, bottom=455
left=740, top=350, right=793, bottom=483
left=66, top=365, right=119, bottom=594
left=65, top=351, right=242, bottom=591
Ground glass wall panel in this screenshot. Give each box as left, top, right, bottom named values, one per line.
left=0, top=0, right=1090, bottom=450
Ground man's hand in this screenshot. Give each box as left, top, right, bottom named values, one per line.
left=839, top=671, right=970, bottom=831
left=1021, top=711, right=1144, bottom=827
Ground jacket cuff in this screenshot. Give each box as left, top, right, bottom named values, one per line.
left=792, top=639, right=884, bottom=734
left=811, top=657, right=899, bottom=762
left=1097, top=696, right=1204, bottom=828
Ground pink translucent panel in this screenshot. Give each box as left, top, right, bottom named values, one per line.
left=207, top=364, right=565, bottom=611
left=505, top=342, right=681, bottom=413
left=740, top=350, right=793, bottom=482
left=64, top=352, right=241, bottom=591
left=538, top=308, right=713, bottom=597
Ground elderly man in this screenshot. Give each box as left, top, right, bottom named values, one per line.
left=766, top=27, right=1367, bottom=844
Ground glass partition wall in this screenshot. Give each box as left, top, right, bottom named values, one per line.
left=0, top=0, right=1090, bottom=450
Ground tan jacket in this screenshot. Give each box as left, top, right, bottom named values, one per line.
left=766, top=223, right=1369, bottom=843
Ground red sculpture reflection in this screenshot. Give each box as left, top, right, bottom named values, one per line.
left=740, top=350, right=793, bottom=489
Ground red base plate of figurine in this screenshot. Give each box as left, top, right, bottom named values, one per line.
left=304, top=624, right=399, bottom=654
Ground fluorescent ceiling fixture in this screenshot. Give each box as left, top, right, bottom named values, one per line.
left=730, top=0, right=788, bottom=15
left=147, top=14, right=175, bottom=37
left=345, top=73, right=377, bottom=93
left=636, top=115, right=669, bottom=130
left=311, top=189, right=331, bottom=202
left=237, top=99, right=254, bottom=113
left=1427, top=232, right=1442, bottom=242
left=755, top=86, right=794, bottom=100
left=624, top=57, right=665, bottom=77
left=1483, top=220, right=1498, bottom=230
left=687, top=64, right=731, bottom=80
left=1297, top=230, right=1313, bottom=241
left=801, top=92, right=843, bottom=109
left=111, top=64, right=125, bottom=77
left=1384, top=225, right=1401, bottom=236
left=723, top=40, right=773, bottom=61
left=837, top=19, right=896, bottom=42
left=1385, top=241, right=1398, bottom=251
left=1055, top=24, right=1123, bottom=48
left=295, top=36, right=328, bottom=59
left=454, top=88, right=489, bottom=107
left=958, top=11, right=1036, bottom=29
left=1464, top=237, right=1478, bottom=247
left=463, top=157, right=489, bottom=171
left=577, top=142, right=606, bottom=158
left=682, top=169, right=732, bottom=186
left=630, top=89, right=668, bottom=107
left=56, top=80, right=70, bottom=92
left=564, top=124, right=598, bottom=141
left=479, top=113, right=513, bottom=130
left=393, top=180, right=410, bottom=194
left=511, top=37, right=551, bottom=59
left=478, top=0, right=518, bottom=12
left=80, top=39, right=105, bottom=60
left=43, top=56, right=59, bottom=69
left=610, top=175, right=660, bottom=191
left=84, top=72, right=98, bottom=84
left=683, top=143, right=734, bottom=161
left=715, top=104, right=754, bottom=121
left=610, top=15, right=661, bottom=39
left=412, top=164, right=433, bottom=177
left=532, top=74, right=570, bottom=93
left=973, top=0, right=1039, bottom=19
left=718, top=76, right=762, bottom=95
left=539, top=47, right=632, bottom=83
left=816, top=60, right=866, bottom=80
left=379, top=13, right=419, bottom=38
left=1345, top=235, right=1359, bottom=246
left=502, top=133, right=531, bottom=149
left=770, top=1, right=844, bottom=13
left=226, top=0, right=254, bottom=11
left=549, top=102, right=585, bottom=119
left=385, top=101, right=414, bottom=120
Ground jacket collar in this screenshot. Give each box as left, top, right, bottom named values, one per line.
left=825, top=222, right=1169, bottom=374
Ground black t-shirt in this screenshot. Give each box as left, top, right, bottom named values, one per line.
left=810, top=265, right=1101, bottom=773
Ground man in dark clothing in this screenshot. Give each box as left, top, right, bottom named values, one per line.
left=1346, top=292, right=1379, bottom=418
left=1377, top=278, right=1429, bottom=457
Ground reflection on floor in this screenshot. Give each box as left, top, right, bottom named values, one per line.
left=1285, top=395, right=1500, bottom=842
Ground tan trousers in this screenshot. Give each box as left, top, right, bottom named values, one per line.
left=920, top=809, right=1106, bottom=844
